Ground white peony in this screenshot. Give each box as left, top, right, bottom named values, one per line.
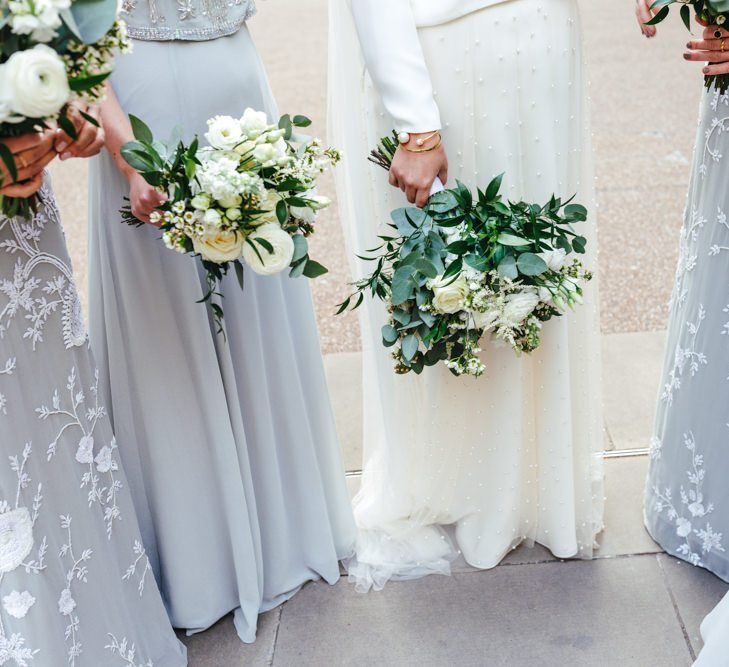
left=239, top=108, right=269, bottom=139
left=0, top=45, right=70, bottom=119
left=538, top=248, right=567, bottom=272
left=502, top=291, right=540, bottom=326
left=242, top=223, right=295, bottom=276
left=3, top=590, right=36, bottom=619
left=431, top=274, right=468, bottom=315
left=205, top=115, right=244, bottom=150
left=193, top=229, right=244, bottom=264
left=58, top=588, right=76, bottom=616
left=0, top=508, right=34, bottom=574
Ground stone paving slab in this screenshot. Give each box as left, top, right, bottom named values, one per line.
left=658, top=554, right=729, bottom=657
left=178, top=608, right=279, bottom=666
left=273, top=556, right=692, bottom=666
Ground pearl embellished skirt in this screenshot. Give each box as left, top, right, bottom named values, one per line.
left=332, top=0, right=604, bottom=591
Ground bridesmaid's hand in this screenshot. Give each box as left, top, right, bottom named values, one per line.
left=636, top=0, right=658, bottom=38
left=54, top=103, right=106, bottom=160
left=0, top=130, right=57, bottom=198
left=128, top=172, right=167, bottom=226
left=389, top=132, right=448, bottom=208
left=684, top=25, right=729, bottom=77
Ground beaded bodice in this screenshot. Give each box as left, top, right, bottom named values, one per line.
left=121, top=0, right=255, bottom=41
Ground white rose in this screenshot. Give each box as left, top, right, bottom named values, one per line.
left=242, top=223, right=294, bottom=276
left=471, top=309, right=499, bottom=331
left=205, top=115, right=244, bottom=150
left=502, top=291, right=540, bottom=326
left=0, top=45, right=70, bottom=119
left=538, top=248, right=567, bottom=272
left=239, top=108, right=269, bottom=139
left=192, top=229, right=244, bottom=264
left=431, top=274, right=468, bottom=315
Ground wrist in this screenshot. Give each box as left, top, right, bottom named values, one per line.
left=397, top=130, right=441, bottom=150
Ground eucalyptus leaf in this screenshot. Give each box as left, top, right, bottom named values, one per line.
left=497, top=254, right=519, bottom=279
left=497, top=233, right=530, bottom=247
left=291, top=234, right=308, bottom=262
left=381, top=324, right=398, bottom=343
left=401, top=334, right=419, bottom=361
left=516, top=252, right=549, bottom=276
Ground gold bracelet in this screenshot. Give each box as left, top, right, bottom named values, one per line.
left=401, top=135, right=443, bottom=154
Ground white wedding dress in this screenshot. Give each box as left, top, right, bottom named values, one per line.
left=329, top=0, right=604, bottom=591
left=695, top=592, right=729, bottom=666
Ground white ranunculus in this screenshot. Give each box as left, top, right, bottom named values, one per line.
left=0, top=508, right=34, bottom=574
left=75, top=435, right=94, bottom=465
left=3, top=590, right=36, bottom=619
left=192, top=229, right=244, bottom=264
left=502, top=291, right=540, bottom=326
left=538, top=248, right=567, bottom=272
left=205, top=115, right=244, bottom=150
left=471, top=309, right=499, bottom=332
left=239, top=108, right=269, bottom=139
left=1, top=45, right=70, bottom=119
left=431, top=274, right=469, bottom=315
left=242, top=223, right=294, bottom=276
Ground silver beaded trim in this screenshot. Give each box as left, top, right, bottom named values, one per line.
left=126, top=1, right=255, bottom=40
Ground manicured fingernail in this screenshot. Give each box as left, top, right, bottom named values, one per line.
left=60, top=152, right=71, bottom=160
left=56, top=141, right=68, bottom=152
left=704, top=67, right=710, bottom=74
left=687, top=42, right=692, bottom=48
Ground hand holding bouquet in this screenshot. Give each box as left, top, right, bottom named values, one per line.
left=0, top=0, right=131, bottom=216
left=647, top=0, right=729, bottom=92
left=121, top=110, right=340, bottom=329
left=339, top=136, right=591, bottom=378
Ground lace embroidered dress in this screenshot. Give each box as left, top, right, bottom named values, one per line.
left=0, top=183, right=186, bottom=666
left=87, top=0, right=355, bottom=645
left=644, top=88, right=729, bottom=582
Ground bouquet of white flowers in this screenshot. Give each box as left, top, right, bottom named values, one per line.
left=339, top=137, right=592, bottom=378
left=120, top=111, right=340, bottom=330
left=0, top=0, right=131, bottom=216
left=647, top=0, right=729, bottom=92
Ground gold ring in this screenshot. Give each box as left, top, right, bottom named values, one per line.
left=722, top=38, right=726, bottom=52
left=16, top=154, right=27, bottom=169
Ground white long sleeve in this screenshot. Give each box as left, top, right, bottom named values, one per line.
left=350, top=0, right=441, bottom=133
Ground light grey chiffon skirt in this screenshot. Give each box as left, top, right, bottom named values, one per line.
left=87, top=28, right=355, bottom=643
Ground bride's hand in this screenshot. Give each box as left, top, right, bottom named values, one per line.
left=128, top=172, right=167, bottom=226
left=0, top=130, right=57, bottom=198
left=684, top=25, right=729, bottom=77
left=635, top=0, right=658, bottom=38
left=389, top=132, right=448, bottom=208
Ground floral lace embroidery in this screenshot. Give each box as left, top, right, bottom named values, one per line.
left=123, top=540, right=153, bottom=597
left=105, top=635, right=154, bottom=667
left=650, top=432, right=725, bottom=567
left=0, top=187, right=86, bottom=351
left=661, top=305, right=707, bottom=405
left=700, top=89, right=729, bottom=177
left=670, top=208, right=705, bottom=311
left=0, top=357, right=14, bottom=416
left=36, top=367, right=123, bottom=538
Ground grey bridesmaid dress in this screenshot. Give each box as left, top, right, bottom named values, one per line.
left=87, top=0, right=355, bottom=644
left=0, top=183, right=186, bottom=665
left=645, top=87, right=729, bottom=582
